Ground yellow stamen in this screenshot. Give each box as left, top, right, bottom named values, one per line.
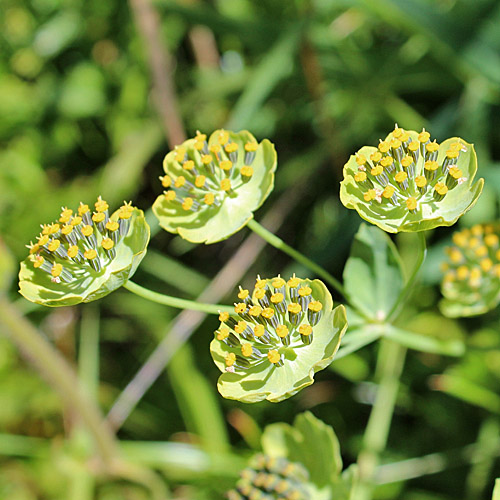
left=254, top=324, right=265, bottom=337
left=395, top=171, right=407, bottom=183
left=225, top=352, right=236, bottom=367
left=71, top=216, right=82, bottom=226
left=255, top=278, right=267, bottom=289
left=220, top=160, right=232, bottom=171
left=399, top=132, right=410, bottom=143
left=194, top=140, right=204, bottom=151
left=49, top=224, right=60, bottom=234
left=182, top=197, right=194, bottom=211
left=380, top=156, right=393, bottom=168
left=204, top=193, right=215, bottom=205
left=209, top=144, right=221, bottom=154
left=475, top=245, right=488, bottom=258
left=424, top=160, right=438, bottom=171
left=217, top=327, right=229, bottom=340
left=271, top=293, right=284, bottom=304
left=267, top=350, right=281, bottom=364
left=276, top=325, right=289, bottom=338
left=448, top=166, right=462, bottom=179
left=106, top=220, right=119, bottom=232
left=244, top=142, right=258, bottom=152
left=61, top=225, right=73, bottom=235
left=298, top=286, right=312, bottom=297
left=288, top=303, right=301, bottom=314
left=218, top=130, right=229, bottom=145
left=95, top=197, right=108, bottom=212
left=370, top=151, right=382, bottom=163
left=356, top=155, right=367, bottom=166
left=382, top=186, right=395, bottom=199
left=262, top=308, right=275, bottom=319
left=234, top=303, right=247, bottom=314
left=240, top=166, right=253, bottom=177
left=234, top=321, right=247, bottom=334
left=485, top=234, right=499, bottom=247
left=456, top=266, right=469, bottom=280
left=82, top=224, right=96, bottom=239
left=78, top=203, right=90, bottom=216
left=354, top=171, right=367, bottom=182
left=201, top=154, right=212, bottom=165
left=393, top=127, right=404, bottom=139
left=241, top=343, right=253, bottom=357
left=390, top=139, right=401, bottom=149
left=434, top=182, right=448, bottom=196
left=364, top=189, right=376, bottom=202
left=67, top=245, right=79, bottom=258
left=446, top=150, right=459, bottom=159
left=408, top=141, right=419, bottom=152
left=220, top=178, right=231, bottom=191
left=447, top=248, right=462, bottom=263
left=272, top=277, right=285, bottom=288
left=225, top=142, right=238, bottom=153
left=418, top=130, right=430, bottom=143
left=481, top=258, right=493, bottom=272
left=299, top=324, right=313, bottom=336
left=406, top=197, right=417, bottom=211
left=48, top=239, right=60, bottom=252
left=92, top=212, right=105, bottom=223
left=38, top=234, right=50, bottom=246
left=415, top=176, right=427, bottom=188
left=254, top=288, right=266, bottom=300
left=219, top=311, right=229, bottom=322
left=378, top=141, right=390, bottom=153
left=33, top=256, right=44, bottom=268
left=287, top=274, right=300, bottom=288
left=238, top=287, right=249, bottom=300
left=183, top=160, right=195, bottom=171
left=84, top=249, right=97, bottom=260
left=165, top=190, right=176, bottom=202
left=308, top=301, right=323, bottom=312
left=426, top=141, right=439, bottom=153
left=249, top=305, right=262, bottom=317
left=175, top=176, right=186, bottom=188
left=401, top=156, right=413, bottom=168
left=51, top=263, right=63, bottom=277
left=102, top=238, right=114, bottom=250
left=175, top=147, right=186, bottom=163
left=195, top=175, right=206, bottom=188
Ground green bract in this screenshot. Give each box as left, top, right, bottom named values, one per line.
left=340, top=126, right=484, bottom=233
left=440, top=223, right=500, bottom=317
left=152, top=129, right=277, bottom=244
left=210, top=275, right=347, bottom=403
left=19, top=198, right=150, bottom=307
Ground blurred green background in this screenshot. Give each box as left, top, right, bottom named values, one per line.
left=1, top=0, right=500, bottom=498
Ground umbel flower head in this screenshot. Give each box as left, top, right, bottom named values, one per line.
left=340, top=125, right=483, bottom=233
left=440, top=223, right=500, bottom=317
left=152, top=129, right=277, bottom=244
left=210, top=275, right=347, bottom=403
left=227, top=454, right=310, bottom=500
left=19, top=197, right=150, bottom=306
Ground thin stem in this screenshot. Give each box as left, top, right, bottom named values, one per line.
left=355, top=339, right=407, bottom=500
left=387, top=231, right=427, bottom=322
left=123, top=281, right=233, bottom=315
left=0, top=296, right=118, bottom=467
left=246, top=218, right=346, bottom=298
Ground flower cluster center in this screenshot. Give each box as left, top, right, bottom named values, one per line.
left=160, top=130, right=258, bottom=212
left=352, top=126, right=467, bottom=213
left=216, top=275, right=323, bottom=372
left=442, top=223, right=500, bottom=289
left=26, top=197, right=134, bottom=284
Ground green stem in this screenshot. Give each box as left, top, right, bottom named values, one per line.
left=0, top=296, right=119, bottom=467
left=355, top=339, right=407, bottom=500
left=247, top=218, right=346, bottom=297
left=123, top=281, right=233, bottom=314
left=387, top=231, right=427, bottom=322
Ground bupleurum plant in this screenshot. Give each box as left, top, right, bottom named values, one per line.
left=18, top=197, right=150, bottom=306
left=152, top=129, right=277, bottom=244
left=227, top=454, right=310, bottom=500
left=210, top=275, right=347, bottom=403
left=440, top=223, right=500, bottom=317
left=340, top=126, right=483, bottom=233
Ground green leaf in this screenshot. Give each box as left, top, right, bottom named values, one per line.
left=384, top=325, right=465, bottom=356
left=343, top=224, right=405, bottom=320
left=153, top=129, right=277, bottom=244
left=261, top=411, right=342, bottom=489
